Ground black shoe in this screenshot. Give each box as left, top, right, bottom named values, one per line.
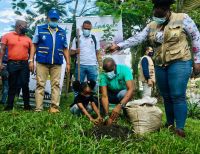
left=4, top=106, right=13, bottom=111
left=24, top=105, right=32, bottom=111
left=175, top=128, right=186, bottom=138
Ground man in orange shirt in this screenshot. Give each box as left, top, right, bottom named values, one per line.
left=0, top=20, right=32, bottom=111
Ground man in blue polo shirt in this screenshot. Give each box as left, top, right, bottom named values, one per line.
left=100, top=57, right=135, bottom=125
left=29, top=8, right=70, bottom=113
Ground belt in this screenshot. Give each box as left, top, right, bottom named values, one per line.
left=8, top=60, right=28, bottom=63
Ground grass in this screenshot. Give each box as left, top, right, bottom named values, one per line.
left=0, top=93, right=200, bottom=154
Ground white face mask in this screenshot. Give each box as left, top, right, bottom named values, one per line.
left=83, top=29, right=91, bottom=37
left=153, top=16, right=167, bottom=25
left=85, top=95, right=90, bottom=98
left=106, top=71, right=116, bottom=79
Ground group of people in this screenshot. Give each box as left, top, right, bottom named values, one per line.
left=0, top=0, right=200, bottom=138
left=0, top=9, right=70, bottom=113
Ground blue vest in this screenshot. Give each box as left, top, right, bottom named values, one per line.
left=36, top=24, right=67, bottom=65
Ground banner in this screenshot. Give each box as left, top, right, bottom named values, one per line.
left=76, top=16, right=132, bottom=68
left=18, top=23, right=73, bottom=106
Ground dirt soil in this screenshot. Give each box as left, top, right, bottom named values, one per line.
left=84, top=124, right=132, bottom=140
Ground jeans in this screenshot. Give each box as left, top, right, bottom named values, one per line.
left=155, top=60, right=192, bottom=129
left=1, top=79, right=8, bottom=104
left=75, top=65, right=97, bottom=82
left=7, top=61, right=30, bottom=108
left=70, top=103, right=93, bottom=115
left=108, top=90, right=127, bottom=104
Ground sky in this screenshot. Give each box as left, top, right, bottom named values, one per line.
left=0, top=1, right=19, bottom=36
left=0, top=0, right=97, bottom=37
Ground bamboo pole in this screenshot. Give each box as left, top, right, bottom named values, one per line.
left=76, top=29, right=80, bottom=81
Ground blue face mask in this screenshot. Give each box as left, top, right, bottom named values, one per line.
left=83, top=29, right=91, bottom=37
left=153, top=16, right=166, bottom=25
left=49, top=21, right=58, bottom=28
left=106, top=71, right=116, bottom=79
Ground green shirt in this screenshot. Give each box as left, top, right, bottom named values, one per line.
left=100, top=65, right=133, bottom=91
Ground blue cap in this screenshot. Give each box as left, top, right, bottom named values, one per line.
left=48, top=9, right=60, bottom=20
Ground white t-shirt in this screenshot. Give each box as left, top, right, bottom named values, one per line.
left=71, top=34, right=100, bottom=65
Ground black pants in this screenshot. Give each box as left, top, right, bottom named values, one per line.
left=7, top=60, right=30, bottom=108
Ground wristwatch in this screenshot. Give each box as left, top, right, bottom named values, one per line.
left=119, top=103, right=126, bottom=109
left=28, top=59, right=33, bottom=63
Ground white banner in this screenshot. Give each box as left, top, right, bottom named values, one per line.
left=18, top=23, right=73, bottom=106
left=76, top=16, right=132, bottom=68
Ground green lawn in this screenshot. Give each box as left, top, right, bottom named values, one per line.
left=0, top=93, right=200, bottom=154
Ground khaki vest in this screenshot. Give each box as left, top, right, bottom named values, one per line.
left=148, top=12, right=191, bottom=66
left=139, top=55, right=155, bottom=83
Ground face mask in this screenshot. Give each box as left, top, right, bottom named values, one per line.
left=20, top=27, right=28, bottom=34
left=84, top=95, right=90, bottom=98
left=148, top=52, right=154, bottom=57
left=49, top=21, right=58, bottom=28
left=153, top=16, right=166, bottom=25
left=106, top=71, right=116, bottom=79
left=83, top=29, right=91, bottom=37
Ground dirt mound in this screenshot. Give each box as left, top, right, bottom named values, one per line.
left=84, top=124, right=132, bottom=140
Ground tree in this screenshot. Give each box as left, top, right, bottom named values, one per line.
left=176, top=0, right=200, bottom=27
left=176, top=0, right=200, bottom=13
left=11, top=0, right=98, bottom=38
left=96, top=0, right=153, bottom=39
left=96, top=0, right=200, bottom=97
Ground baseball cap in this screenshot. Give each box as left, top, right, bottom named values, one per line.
left=47, top=9, right=60, bottom=20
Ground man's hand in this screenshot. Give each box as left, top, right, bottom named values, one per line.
left=29, top=61, right=34, bottom=73
left=193, top=63, right=200, bottom=76
left=90, top=117, right=99, bottom=125
left=76, top=48, right=80, bottom=54
left=0, top=63, right=4, bottom=71
left=106, top=43, right=120, bottom=53
left=66, top=64, right=70, bottom=73
left=97, top=116, right=103, bottom=123
left=147, top=79, right=153, bottom=87
left=106, top=108, right=120, bottom=125
left=113, top=104, right=122, bottom=114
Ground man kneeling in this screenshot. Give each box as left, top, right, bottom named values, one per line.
left=100, top=58, right=135, bottom=125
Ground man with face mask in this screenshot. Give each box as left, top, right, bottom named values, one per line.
left=139, top=47, right=155, bottom=98
left=71, top=20, right=101, bottom=83
left=29, top=9, right=70, bottom=113
left=100, top=58, right=135, bottom=125
left=0, top=19, right=32, bottom=111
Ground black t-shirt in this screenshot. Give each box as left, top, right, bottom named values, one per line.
left=70, top=94, right=96, bottom=108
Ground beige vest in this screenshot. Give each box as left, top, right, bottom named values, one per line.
left=148, top=12, right=191, bottom=66
left=139, top=55, right=155, bottom=83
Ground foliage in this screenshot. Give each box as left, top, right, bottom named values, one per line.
left=11, top=0, right=70, bottom=38
left=101, top=25, right=116, bottom=42
left=187, top=101, right=200, bottom=120
left=11, top=0, right=98, bottom=39
left=187, top=8, right=200, bottom=28
left=176, top=0, right=200, bottom=13
left=12, top=0, right=28, bottom=16
left=96, top=0, right=153, bottom=39
left=0, top=94, right=200, bottom=153
left=33, top=0, right=68, bottom=17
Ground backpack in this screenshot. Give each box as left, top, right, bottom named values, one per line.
left=76, top=35, right=97, bottom=51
